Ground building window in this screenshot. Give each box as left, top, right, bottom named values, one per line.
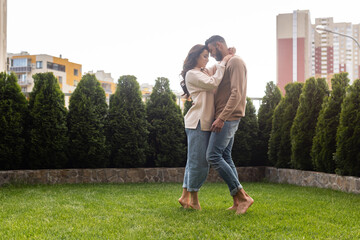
left=74, top=69, right=78, bottom=76
left=17, top=74, right=26, bottom=82
left=58, top=76, right=63, bottom=84
left=74, top=80, right=78, bottom=86
left=21, top=87, right=27, bottom=92
left=11, top=58, right=28, bottom=67
left=36, top=61, right=43, bottom=69
left=101, top=83, right=112, bottom=93
left=47, top=62, right=66, bottom=72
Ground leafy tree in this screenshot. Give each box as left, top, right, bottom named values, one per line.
left=68, top=73, right=109, bottom=168
left=268, top=97, right=285, bottom=167
left=269, top=83, right=304, bottom=168
left=146, top=77, right=186, bottom=167
left=257, top=81, right=282, bottom=165
left=290, top=77, right=329, bottom=170
left=335, top=79, right=360, bottom=177
left=27, top=72, right=68, bottom=169
left=0, top=72, right=28, bottom=170
left=106, top=75, right=148, bottom=168
left=232, top=98, right=259, bottom=166
left=183, top=99, right=193, bottom=116
left=312, top=73, right=349, bottom=173
left=277, top=83, right=304, bottom=167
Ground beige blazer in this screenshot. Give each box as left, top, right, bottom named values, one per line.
left=184, top=61, right=226, bottom=131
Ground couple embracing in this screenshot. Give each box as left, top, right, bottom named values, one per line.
left=179, top=35, right=254, bottom=215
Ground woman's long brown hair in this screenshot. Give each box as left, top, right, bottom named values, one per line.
left=180, top=44, right=207, bottom=98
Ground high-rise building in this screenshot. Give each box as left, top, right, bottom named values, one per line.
left=277, top=10, right=360, bottom=94
left=0, top=0, right=6, bottom=72
left=277, top=10, right=312, bottom=95
left=313, top=18, right=360, bottom=85
left=7, top=52, right=82, bottom=106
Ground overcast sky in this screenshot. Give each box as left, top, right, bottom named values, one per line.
left=7, top=0, right=360, bottom=98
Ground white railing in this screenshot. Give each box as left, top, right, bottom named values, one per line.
left=10, top=66, right=32, bottom=73
left=18, top=79, right=32, bottom=86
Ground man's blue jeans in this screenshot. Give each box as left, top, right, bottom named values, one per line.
left=206, top=119, right=242, bottom=196
left=182, top=122, right=210, bottom=192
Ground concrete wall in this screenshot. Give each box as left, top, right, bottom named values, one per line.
left=0, top=167, right=359, bottom=194
left=0, top=167, right=264, bottom=186
left=265, top=167, right=360, bottom=194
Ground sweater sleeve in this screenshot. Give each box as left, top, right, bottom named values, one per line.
left=186, top=61, right=226, bottom=91
left=218, top=58, right=247, bottom=121
left=206, top=64, right=217, bottom=76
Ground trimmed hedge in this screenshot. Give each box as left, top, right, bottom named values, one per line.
left=67, top=73, right=109, bottom=168
left=311, top=73, right=349, bottom=173
left=0, top=72, right=28, bottom=170
left=290, top=78, right=329, bottom=170
left=146, top=77, right=186, bottom=167
left=335, top=79, right=360, bottom=177
left=27, top=72, right=68, bottom=169
left=232, top=97, right=259, bottom=166
left=106, top=75, right=148, bottom=168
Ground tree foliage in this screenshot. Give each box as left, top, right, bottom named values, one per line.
left=27, top=72, right=68, bottom=169
left=106, top=75, right=148, bottom=168
left=67, top=74, right=109, bottom=168
left=183, top=99, right=193, bottom=116
left=290, top=77, right=329, bottom=170
left=232, top=98, right=259, bottom=166
left=146, top=77, right=186, bottom=167
left=335, top=79, right=360, bottom=177
left=270, top=82, right=303, bottom=168
left=311, top=73, right=349, bottom=173
left=0, top=72, right=28, bottom=170
left=257, top=81, right=282, bottom=165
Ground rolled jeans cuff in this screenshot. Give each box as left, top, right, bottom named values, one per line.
left=186, top=187, right=200, bottom=192
left=230, top=185, right=243, bottom=196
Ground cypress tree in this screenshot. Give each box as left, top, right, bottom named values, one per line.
left=0, top=72, right=28, bottom=170
left=27, top=72, right=68, bottom=169
left=269, top=83, right=304, bottom=168
left=232, top=98, right=259, bottom=166
left=146, top=77, right=186, bottom=167
left=68, top=73, right=109, bottom=168
left=312, top=73, right=349, bottom=173
left=276, top=83, right=303, bottom=168
left=290, top=77, right=329, bottom=170
left=335, top=79, right=360, bottom=177
left=268, top=97, right=285, bottom=167
left=106, top=75, right=148, bottom=168
left=257, top=81, right=282, bottom=165
left=183, top=99, right=193, bottom=116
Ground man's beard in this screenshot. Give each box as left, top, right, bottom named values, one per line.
left=215, top=47, right=223, bottom=61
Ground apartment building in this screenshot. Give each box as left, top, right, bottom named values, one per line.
left=277, top=10, right=360, bottom=94
left=314, top=18, right=360, bottom=85
left=7, top=52, right=82, bottom=106
left=85, top=70, right=116, bottom=104
left=276, top=10, right=312, bottom=95
left=140, top=83, right=153, bottom=102
left=0, top=0, right=6, bottom=72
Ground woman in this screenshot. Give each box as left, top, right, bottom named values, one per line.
left=178, top=44, right=233, bottom=209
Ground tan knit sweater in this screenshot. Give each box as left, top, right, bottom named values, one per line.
left=214, top=55, right=247, bottom=121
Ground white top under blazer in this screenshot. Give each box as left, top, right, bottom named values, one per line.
left=184, top=60, right=227, bottom=131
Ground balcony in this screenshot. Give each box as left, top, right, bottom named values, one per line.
left=18, top=79, right=33, bottom=86
left=10, top=66, right=32, bottom=73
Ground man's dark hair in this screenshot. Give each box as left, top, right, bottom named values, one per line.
left=205, top=35, right=226, bottom=47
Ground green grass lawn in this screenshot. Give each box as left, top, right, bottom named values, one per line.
left=1, top=182, right=359, bottom=240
